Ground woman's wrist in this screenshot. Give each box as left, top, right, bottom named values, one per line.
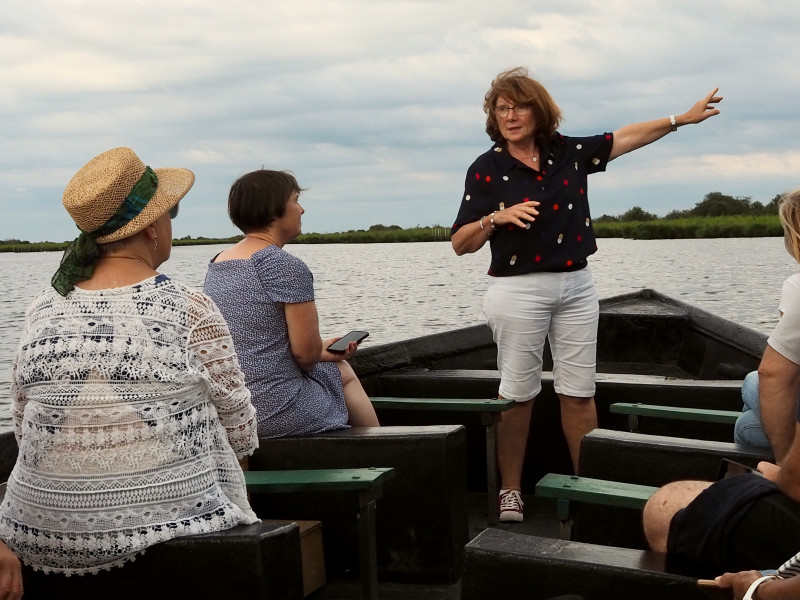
left=479, top=212, right=497, bottom=236
left=743, top=575, right=779, bottom=600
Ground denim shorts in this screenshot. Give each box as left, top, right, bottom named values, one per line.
left=484, top=267, right=598, bottom=401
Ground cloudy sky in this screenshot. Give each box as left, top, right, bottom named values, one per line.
left=2, top=0, right=799, bottom=243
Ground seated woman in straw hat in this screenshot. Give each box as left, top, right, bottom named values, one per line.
left=0, top=148, right=258, bottom=594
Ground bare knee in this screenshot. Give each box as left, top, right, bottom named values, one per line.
left=642, top=480, right=712, bottom=552
left=337, top=360, right=357, bottom=385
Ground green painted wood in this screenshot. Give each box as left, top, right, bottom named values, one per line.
left=370, top=397, right=515, bottom=412
left=535, top=473, right=657, bottom=510
left=244, top=468, right=395, bottom=493
left=610, top=402, right=740, bottom=424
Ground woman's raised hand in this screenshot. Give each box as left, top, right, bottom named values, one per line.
left=493, top=202, right=540, bottom=229
left=681, top=87, right=722, bottom=125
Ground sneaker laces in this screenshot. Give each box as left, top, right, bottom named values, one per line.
left=499, top=489, right=523, bottom=511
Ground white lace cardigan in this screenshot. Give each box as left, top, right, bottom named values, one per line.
left=0, top=276, right=259, bottom=575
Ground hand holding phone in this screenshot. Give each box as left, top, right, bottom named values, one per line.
left=327, top=330, right=369, bottom=353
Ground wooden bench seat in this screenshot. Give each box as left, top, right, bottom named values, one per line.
left=246, top=468, right=395, bottom=600
left=610, top=402, right=740, bottom=432
left=535, top=473, right=657, bottom=542
left=461, top=529, right=722, bottom=600
left=250, top=426, right=467, bottom=584
left=369, top=396, right=514, bottom=525
left=22, top=520, right=304, bottom=600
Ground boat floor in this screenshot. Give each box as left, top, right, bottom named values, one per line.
left=312, top=493, right=559, bottom=599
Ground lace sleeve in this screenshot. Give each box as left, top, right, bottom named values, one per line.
left=186, top=291, right=258, bottom=458
left=10, top=297, right=37, bottom=444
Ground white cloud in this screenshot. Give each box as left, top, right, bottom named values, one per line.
left=2, top=0, right=800, bottom=241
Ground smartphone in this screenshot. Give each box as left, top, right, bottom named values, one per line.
left=327, top=330, right=369, bottom=353
left=716, top=458, right=762, bottom=480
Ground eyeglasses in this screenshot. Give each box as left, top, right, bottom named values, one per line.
left=495, top=104, right=531, bottom=118
left=168, top=203, right=179, bottom=219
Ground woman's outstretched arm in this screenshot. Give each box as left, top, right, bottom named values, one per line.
left=609, top=88, right=722, bottom=161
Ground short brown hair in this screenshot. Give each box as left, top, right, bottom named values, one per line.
left=228, top=170, right=304, bottom=234
left=483, top=67, right=562, bottom=144
left=780, top=190, right=800, bottom=263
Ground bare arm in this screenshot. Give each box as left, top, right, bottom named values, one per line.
left=758, top=345, right=800, bottom=463
left=284, top=301, right=324, bottom=371
left=451, top=202, right=540, bottom=255
left=609, top=88, right=722, bottom=161
left=776, top=422, right=800, bottom=502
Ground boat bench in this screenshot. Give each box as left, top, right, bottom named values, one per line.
left=578, top=428, right=773, bottom=486
left=535, top=473, right=657, bottom=540
left=246, top=468, right=395, bottom=600
left=564, top=428, right=774, bottom=548
left=610, top=402, right=740, bottom=432
left=461, top=529, right=723, bottom=600
left=22, top=520, right=304, bottom=600
left=369, top=396, right=514, bottom=525
left=249, top=426, right=467, bottom=584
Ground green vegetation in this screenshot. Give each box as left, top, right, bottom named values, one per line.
left=0, top=192, right=787, bottom=251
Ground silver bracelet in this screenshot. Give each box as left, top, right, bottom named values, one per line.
left=490, top=211, right=497, bottom=231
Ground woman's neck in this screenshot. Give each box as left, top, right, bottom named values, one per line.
left=506, top=139, right=540, bottom=167
left=245, top=231, right=284, bottom=249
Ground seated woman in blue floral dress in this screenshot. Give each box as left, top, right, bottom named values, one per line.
left=203, top=169, right=379, bottom=438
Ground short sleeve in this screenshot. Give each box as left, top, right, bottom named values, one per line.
left=769, top=290, right=800, bottom=366
left=452, top=157, right=496, bottom=233
left=252, top=248, right=315, bottom=304
left=573, top=133, right=614, bottom=174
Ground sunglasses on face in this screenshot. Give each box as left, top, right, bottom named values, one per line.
left=168, top=203, right=179, bottom=219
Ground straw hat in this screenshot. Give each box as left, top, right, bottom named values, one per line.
left=62, top=147, right=195, bottom=244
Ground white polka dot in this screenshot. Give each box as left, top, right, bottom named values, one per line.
left=585, top=218, right=591, bottom=226
left=499, top=202, right=505, bottom=209
left=557, top=233, right=563, bottom=244
left=576, top=144, right=583, bottom=150
left=548, top=159, right=553, bottom=165
left=494, top=147, right=503, bottom=152
left=568, top=203, right=573, bottom=210
left=592, top=157, right=600, bottom=165
left=574, top=162, right=578, bottom=170
left=503, top=176, right=509, bottom=181
left=465, top=195, right=471, bottom=201
left=510, top=255, right=517, bottom=265
left=525, top=223, right=531, bottom=229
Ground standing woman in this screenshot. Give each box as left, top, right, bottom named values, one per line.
left=0, top=148, right=258, bottom=595
left=451, top=67, right=721, bottom=522
left=204, top=169, right=379, bottom=439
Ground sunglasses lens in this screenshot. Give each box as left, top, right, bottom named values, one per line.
left=168, top=204, right=179, bottom=219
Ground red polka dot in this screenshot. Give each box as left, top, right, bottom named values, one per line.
left=563, top=180, right=569, bottom=186
left=508, top=225, right=514, bottom=231
left=566, top=260, right=573, bottom=267
left=536, top=175, right=543, bottom=181
left=553, top=204, right=559, bottom=211
left=523, top=197, right=530, bottom=202
left=535, top=255, right=541, bottom=262
left=580, top=188, right=585, bottom=195
left=606, top=134, right=612, bottom=139
left=485, top=175, right=491, bottom=182
left=475, top=173, right=480, bottom=180
left=452, top=223, right=458, bottom=229
left=577, top=235, right=582, bottom=242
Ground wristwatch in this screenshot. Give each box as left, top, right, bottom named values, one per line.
left=743, top=575, right=778, bottom=600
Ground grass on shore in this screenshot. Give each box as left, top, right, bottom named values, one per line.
left=0, top=217, right=781, bottom=253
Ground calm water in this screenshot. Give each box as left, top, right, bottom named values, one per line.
left=0, top=238, right=796, bottom=432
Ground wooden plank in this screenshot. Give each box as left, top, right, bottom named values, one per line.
left=610, top=402, right=740, bottom=424
left=535, top=473, right=657, bottom=510
left=245, top=468, right=395, bottom=493
left=370, top=396, right=515, bottom=412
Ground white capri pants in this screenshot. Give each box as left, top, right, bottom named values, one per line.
left=484, top=267, right=599, bottom=402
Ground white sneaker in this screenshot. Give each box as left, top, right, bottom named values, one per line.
left=499, top=489, right=524, bottom=523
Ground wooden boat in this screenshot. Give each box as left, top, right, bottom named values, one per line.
left=0, top=289, right=768, bottom=599
left=351, top=288, right=765, bottom=489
